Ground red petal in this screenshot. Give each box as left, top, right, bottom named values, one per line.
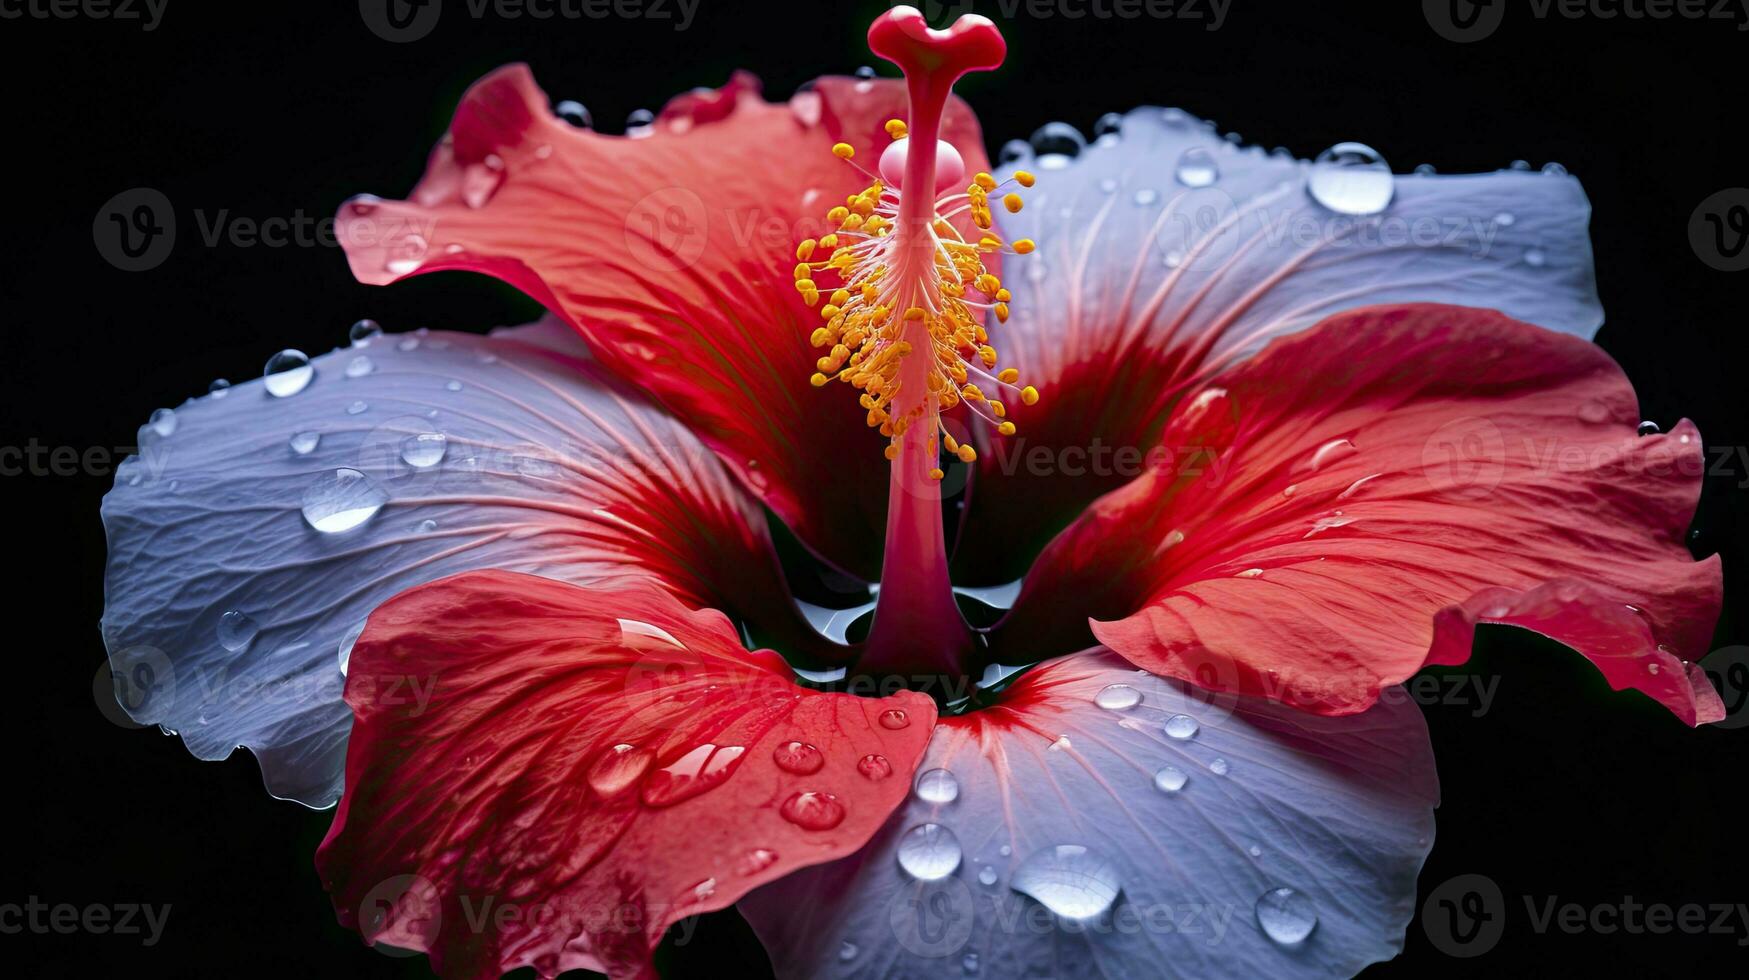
left=336, top=67, right=990, bottom=578
left=317, top=570, right=936, bottom=978
left=994, top=304, right=1722, bottom=725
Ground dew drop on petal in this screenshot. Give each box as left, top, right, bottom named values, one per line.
left=1255, top=887, right=1318, bottom=945
left=1174, top=147, right=1219, bottom=187
left=915, top=768, right=959, bottom=804
left=346, top=400, right=368, bottom=415
left=345, top=355, right=374, bottom=378
left=400, top=432, right=448, bottom=469
left=587, top=743, right=653, bottom=797
left=1308, top=142, right=1393, bottom=215
left=289, top=431, right=320, bottom=456
left=896, top=823, right=962, bottom=881
left=778, top=790, right=846, bottom=830
left=263, top=349, right=314, bottom=397
left=963, top=952, right=980, bottom=974
left=878, top=708, right=910, bottom=730
left=736, top=848, right=779, bottom=876
left=554, top=99, right=593, bottom=129
left=301, top=468, right=387, bottom=533
left=625, top=108, right=655, bottom=137
left=349, top=319, right=383, bottom=345
left=1209, top=758, right=1231, bottom=776
left=148, top=408, right=177, bottom=438
left=1093, top=112, right=1124, bottom=139
left=1164, top=714, right=1199, bottom=740
left=445, top=380, right=463, bottom=392
left=1638, top=421, right=1661, bottom=437
left=1524, top=247, right=1546, bottom=267
left=1094, top=684, right=1142, bottom=711
left=1010, top=844, right=1122, bottom=919
left=1133, top=187, right=1158, bottom=206
left=207, top=378, right=231, bottom=399
left=1153, top=765, right=1188, bottom=793
left=771, top=740, right=825, bottom=774
left=998, top=139, right=1031, bottom=166
left=838, top=941, right=858, bottom=962
left=641, top=744, right=745, bottom=807
left=857, top=754, right=893, bottom=780
left=337, top=619, right=366, bottom=675
left=216, top=610, right=258, bottom=653
left=1029, top=121, right=1085, bottom=169
left=978, top=865, right=999, bottom=886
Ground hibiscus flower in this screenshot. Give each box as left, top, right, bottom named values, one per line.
left=99, top=7, right=1722, bottom=979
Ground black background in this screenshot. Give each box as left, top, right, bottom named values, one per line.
left=3, top=0, right=1746, bottom=976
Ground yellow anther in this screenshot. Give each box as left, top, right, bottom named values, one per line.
left=962, top=383, right=984, bottom=402
left=995, top=288, right=1011, bottom=302
left=810, top=327, right=832, bottom=347
left=884, top=443, right=901, bottom=460
left=885, top=118, right=908, bottom=139
left=1020, top=385, right=1040, bottom=406
left=831, top=288, right=851, bottom=307
left=904, top=306, right=926, bottom=321
left=793, top=262, right=812, bottom=280
left=978, top=345, right=998, bottom=368
left=943, top=434, right=959, bottom=454
left=819, top=234, right=839, bottom=249
left=928, top=467, right=945, bottom=481
left=1014, top=171, right=1036, bottom=187
left=1003, top=193, right=1024, bottom=213
left=810, top=372, right=830, bottom=387
left=1012, top=239, right=1036, bottom=254
left=974, top=172, right=998, bottom=190
left=995, top=303, right=1010, bottom=323
left=957, top=444, right=977, bottom=463
left=841, top=214, right=865, bottom=231
left=827, top=206, right=850, bottom=223
left=796, top=239, right=817, bottom=261
left=978, top=235, right=1003, bottom=251
left=795, top=278, right=817, bottom=293
left=821, top=304, right=841, bottom=320
left=833, top=142, right=856, bottom=159
left=997, top=421, right=1017, bottom=436
left=998, top=368, right=1019, bottom=384
left=990, top=400, right=1006, bottom=418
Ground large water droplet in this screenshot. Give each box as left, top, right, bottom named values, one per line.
left=642, top=743, right=746, bottom=807
left=1175, top=147, right=1219, bottom=187
left=587, top=743, right=654, bottom=797
left=857, top=754, right=893, bottom=780
left=1152, top=765, right=1188, bottom=793
left=289, top=431, right=320, bottom=456
left=1164, top=714, right=1199, bottom=739
left=300, top=468, right=387, bottom=533
left=998, top=139, right=1031, bottom=165
left=216, top=610, right=259, bottom=653
left=625, top=108, right=655, bottom=137
left=1010, top=844, right=1122, bottom=919
left=145, top=408, right=177, bottom=438
left=915, top=768, right=959, bottom=804
left=772, top=740, right=824, bottom=774
left=1255, top=887, right=1318, bottom=945
left=263, top=350, right=314, bottom=397
left=349, top=319, right=383, bottom=346
left=1093, top=112, right=1124, bottom=140
left=554, top=99, right=593, bottom=129
left=778, top=790, right=846, bottom=830
left=207, top=378, right=231, bottom=399
left=1638, top=420, right=1661, bottom=437
left=1094, top=684, right=1142, bottom=711
left=1308, top=142, right=1394, bottom=215
left=400, top=432, right=448, bottom=469
left=896, top=823, right=962, bottom=881
left=1029, top=122, right=1086, bottom=169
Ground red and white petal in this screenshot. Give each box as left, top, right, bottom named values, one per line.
left=993, top=305, right=1722, bottom=725
left=100, top=320, right=814, bottom=808
left=317, top=570, right=936, bottom=979
left=337, top=66, right=990, bottom=579
left=740, top=651, right=1437, bottom=979
left=958, top=109, right=1604, bottom=583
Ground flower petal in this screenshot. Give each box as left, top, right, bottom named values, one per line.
left=100, top=321, right=817, bottom=808
left=336, top=66, right=990, bottom=579
left=958, top=110, right=1603, bottom=583
left=739, top=650, right=1436, bottom=979
left=993, top=305, right=1722, bottom=725
left=317, top=570, right=936, bottom=979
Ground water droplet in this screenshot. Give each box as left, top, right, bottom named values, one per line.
left=998, top=139, right=1031, bottom=165
left=772, top=740, right=824, bottom=774
left=915, top=768, right=959, bottom=804
left=1029, top=122, right=1086, bottom=169
left=554, top=99, right=593, bottom=129
left=1493, top=211, right=1516, bottom=227
left=1133, top=187, right=1158, bottom=206
left=878, top=708, right=910, bottom=730
left=1308, top=142, right=1394, bottom=215
left=416, top=518, right=438, bottom=533
left=642, top=743, right=746, bottom=807
left=300, top=468, right=387, bottom=533
left=1647, top=661, right=1661, bottom=676
left=854, top=65, right=876, bottom=80
left=1209, top=758, right=1230, bottom=776
left=587, top=743, right=653, bottom=797
left=625, top=108, right=655, bottom=137
left=1248, top=844, right=1263, bottom=858
left=1164, top=714, right=1199, bottom=739
left=962, top=952, right=980, bottom=974
left=400, top=432, right=448, bottom=469
left=1010, top=844, right=1122, bottom=919
left=345, top=355, right=374, bottom=378
left=1098, top=177, right=1119, bottom=194
left=398, top=337, right=420, bottom=352
left=445, top=380, right=463, bottom=392
left=1524, top=247, right=1546, bottom=267
left=1175, top=146, right=1219, bottom=187
left=1153, top=765, right=1188, bottom=793
left=1541, top=161, right=1569, bottom=176
left=1413, top=163, right=1437, bottom=175
left=1255, top=887, right=1318, bottom=944
left=978, top=865, right=999, bottom=886
left=148, top=408, right=177, bottom=437
left=690, top=878, right=717, bottom=901
left=737, top=848, right=779, bottom=876
left=289, top=431, right=320, bottom=455
left=1048, top=735, right=1072, bottom=751
left=855, top=754, right=893, bottom=781
left=1094, top=684, right=1142, bottom=711
left=349, top=319, right=383, bottom=345
left=1164, top=249, right=1184, bottom=268
left=838, top=941, right=858, bottom=962
left=1308, top=437, right=1358, bottom=470
left=207, top=378, right=231, bottom=399
left=337, top=619, right=365, bottom=675
left=346, top=400, right=368, bottom=415
left=1509, top=159, right=1532, bottom=171
left=263, top=349, right=314, bottom=397
left=778, top=790, right=846, bottom=830
left=1638, top=421, right=1661, bottom=437
left=1093, top=112, right=1124, bottom=139
left=216, top=610, right=258, bottom=653
left=897, top=823, right=962, bottom=880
